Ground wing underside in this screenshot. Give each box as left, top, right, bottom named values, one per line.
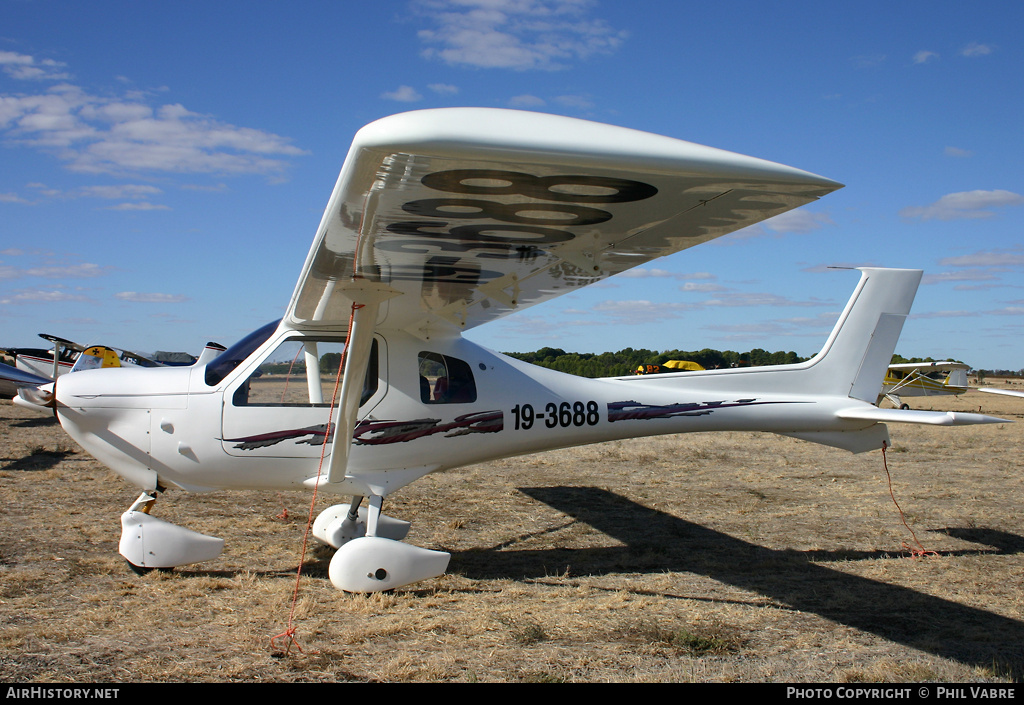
left=285, top=109, right=842, bottom=337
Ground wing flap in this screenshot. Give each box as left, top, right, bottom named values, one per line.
left=285, top=109, right=842, bottom=334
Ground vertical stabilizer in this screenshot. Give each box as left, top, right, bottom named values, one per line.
left=803, top=268, right=922, bottom=401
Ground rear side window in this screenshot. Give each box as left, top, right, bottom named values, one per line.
left=418, top=352, right=476, bottom=404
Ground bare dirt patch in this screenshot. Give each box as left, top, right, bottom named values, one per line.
left=1, top=390, right=1021, bottom=682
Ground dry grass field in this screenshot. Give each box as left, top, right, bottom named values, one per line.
left=1, top=387, right=1022, bottom=683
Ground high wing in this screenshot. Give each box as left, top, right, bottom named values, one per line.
left=284, top=109, right=841, bottom=337
left=887, top=361, right=969, bottom=373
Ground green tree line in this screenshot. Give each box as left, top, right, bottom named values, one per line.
left=503, top=346, right=806, bottom=378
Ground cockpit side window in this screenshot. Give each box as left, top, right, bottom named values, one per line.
left=232, top=337, right=378, bottom=407
left=418, top=351, right=477, bottom=404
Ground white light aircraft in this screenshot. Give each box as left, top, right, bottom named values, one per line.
left=15, top=109, right=1008, bottom=593
left=3, top=334, right=87, bottom=380
left=880, top=361, right=970, bottom=409
left=3, top=333, right=190, bottom=381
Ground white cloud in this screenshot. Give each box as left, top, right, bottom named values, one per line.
left=115, top=291, right=188, bottom=303
left=730, top=209, right=834, bottom=240
left=938, top=250, right=1024, bottom=268
left=705, top=310, right=840, bottom=341
left=925, top=249, right=1024, bottom=292
left=762, top=209, right=834, bottom=234
left=921, top=269, right=1001, bottom=285
left=702, top=292, right=823, bottom=308
left=909, top=309, right=976, bottom=319
left=900, top=190, right=1024, bottom=221
left=913, top=50, right=939, bottom=64
left=23, top=263, right=114, bottom=278
left=616, top=267, right=677, bottom=279
left=0, top=259, right=114, bottom=280
left=680, top=282, right=727, bottom=293
left=78, top=184, right=162, bottom=200
left=508, top=94, right=546, bottom=108
left=615, top=268, right=716, bottom=281
left=104, top=202, right=171, bottom=211
left=0, top=51, right=71, bottom=81
left=428, top=83, right=459, bottom=95
left=0, top=288, right=91, bottom=304
left=944, top=146, right=973, bottom=158
left=553, top=94, right=594, bottom=110
left=415, top=0, right=626, bottom=70
left=851, top=53, right=886, bottom=69
left=381, top=85, right=423, bottom=102
left=591, top=298, right=698, bottom=323
left=961, top=42, right=994, bottom=57
left=0, top=58, right=306, bottom=177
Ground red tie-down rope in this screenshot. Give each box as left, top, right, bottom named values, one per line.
left=880, top=440, right=938, bottom=559
left=271, top=301, right=365, bottom=657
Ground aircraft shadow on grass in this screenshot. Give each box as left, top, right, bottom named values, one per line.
left=450, top=485, right=1024, bottom=679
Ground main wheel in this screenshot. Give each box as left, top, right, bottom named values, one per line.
left=328, top=536, right=450, bottom=592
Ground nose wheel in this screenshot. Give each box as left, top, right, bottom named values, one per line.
left=119, top=492, right=224, bottom=571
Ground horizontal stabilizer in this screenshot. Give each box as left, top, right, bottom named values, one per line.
left=979, top=388, right=1024, bottom=398
left=837, top=407, right=1008, bottom=426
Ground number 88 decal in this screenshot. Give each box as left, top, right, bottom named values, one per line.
left=421, top=170, right=657, bottom=204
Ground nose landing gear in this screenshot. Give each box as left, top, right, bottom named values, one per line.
left=119, top=492, right=224, bottom=572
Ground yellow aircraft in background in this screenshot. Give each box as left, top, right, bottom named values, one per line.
left=880, top=361, right=969, bottom=409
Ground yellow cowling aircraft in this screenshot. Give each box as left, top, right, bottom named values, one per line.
left=879, top=361, right=970, bottom=409
left=635, top=360, right=705, bottom=375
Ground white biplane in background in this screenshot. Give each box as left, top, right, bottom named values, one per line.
left=2, top=334, right=85, bottom=380
left=879, top=361, right=970, bottom=409
left=2, top=333, right=200, bottom=381
left=1, top=334, right=147, bottom=397
left=2, top=333, right=212, bottom=398
left=14, top=109, right=1008, bottom=593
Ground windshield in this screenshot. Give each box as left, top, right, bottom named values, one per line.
left=204, top=320, right=281, bottom=387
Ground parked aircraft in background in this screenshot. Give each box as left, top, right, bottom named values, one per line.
left=879, top=361, right=970, bottom=409
left=635, top=360, right=705, bottom=375
left=2, top=333, right=169, bottom=380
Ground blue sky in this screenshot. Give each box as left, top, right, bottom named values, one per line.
left=1, top=1, right=1021, bottom=370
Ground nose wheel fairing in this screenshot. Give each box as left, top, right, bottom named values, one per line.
left=118, top=493, right=224, bottom=570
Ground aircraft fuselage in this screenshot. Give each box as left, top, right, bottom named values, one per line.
left=53, top=324, right=876, bottom=500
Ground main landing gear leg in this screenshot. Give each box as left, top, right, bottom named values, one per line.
left=119, top=491, right=224, bottom=573
left=311, top=495, right=411, bottom=548
left=325, top=493, right=450, bottom=593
